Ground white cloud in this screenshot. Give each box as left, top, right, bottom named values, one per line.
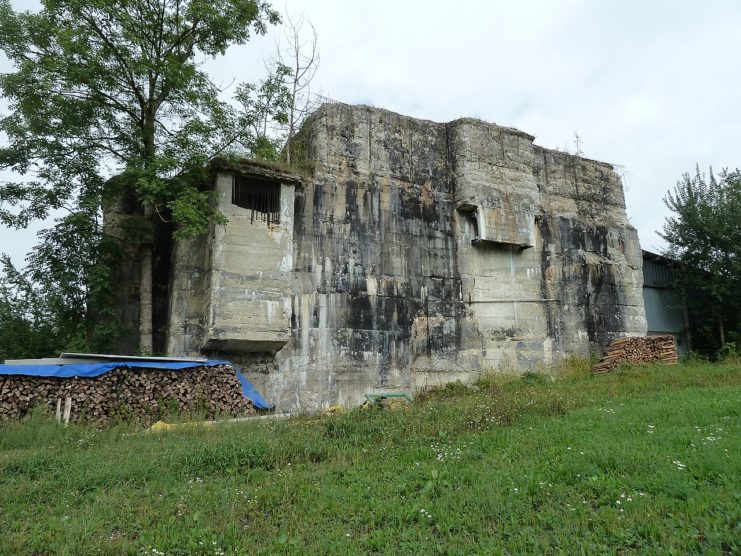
left=2, top=0, right=741, bottom=264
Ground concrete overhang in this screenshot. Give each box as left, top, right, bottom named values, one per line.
left=210, top=157, right=305, bottom=187
left=201, top=338, right=287, bottom=355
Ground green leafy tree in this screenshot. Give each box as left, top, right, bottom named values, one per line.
left=0, top=209, right=123, bottom=358
left=0, top=255, right=65, bottom=360
left=235, top=61, right=293, bottom=161
left=660, top=167, right=741, bottom=350
left=0, top=0, right=281, bottom=353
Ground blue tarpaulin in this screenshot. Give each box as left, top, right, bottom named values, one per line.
left=0, top=359, right=274, bottom=410
left=233, top=369, right=273, bottom=410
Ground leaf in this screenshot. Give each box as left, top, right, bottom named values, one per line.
left=0, top=0, right=285, bottom=356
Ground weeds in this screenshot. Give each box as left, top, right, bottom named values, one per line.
left=0, top=360, right=739, bottom=554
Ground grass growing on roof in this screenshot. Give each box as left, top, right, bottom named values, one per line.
left=0, top=360, right=739, bottom=554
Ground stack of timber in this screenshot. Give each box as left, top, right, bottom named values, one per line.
left=0, top=364, right=256, bottom=424
left=592, top=335, right=678, bottom=373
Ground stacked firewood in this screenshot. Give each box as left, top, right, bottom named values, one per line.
left=0, top=364, right=256, bottom=424
left=592, top=335, right=678, bottom=373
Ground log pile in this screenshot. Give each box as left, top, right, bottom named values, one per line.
left=0, top=364, right=256, bottom=424
left=592, top=335, right=678, bottom=373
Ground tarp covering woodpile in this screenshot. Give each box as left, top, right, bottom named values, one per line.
left=592, top=335, right=678, bottom=373
left=0, top=360, right=273, bottom=423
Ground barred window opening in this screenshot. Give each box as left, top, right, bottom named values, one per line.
left=232, top=176, right=281, bottom=225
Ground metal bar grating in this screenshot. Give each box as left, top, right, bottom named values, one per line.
left=232, top=176, right=281, bottom=225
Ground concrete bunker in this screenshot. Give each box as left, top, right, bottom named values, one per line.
left=110, top=103, right=647, bottom=412
left=166, top=160, right=303, bottom=361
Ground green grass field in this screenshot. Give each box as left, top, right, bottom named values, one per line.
left=1, top=360, right=739, bottom=555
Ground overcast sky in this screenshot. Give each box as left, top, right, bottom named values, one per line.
left=2, top=0, right=740, bottom=267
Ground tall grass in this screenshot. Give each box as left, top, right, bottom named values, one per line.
left=0, top=360, right=738, bottom=554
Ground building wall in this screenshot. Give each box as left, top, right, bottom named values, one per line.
left=204, top=174, right=295, bottom=352
left=168, top=103, right=647, bottom=412
left=167, top=173, right=295, bottom=355
left=643, top=287, right=685, bottom=333
left=641, top=254, right=689, bottom=356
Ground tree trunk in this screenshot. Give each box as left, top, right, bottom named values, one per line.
left=139, top=205, right=154, bottom=354
left=681, top=293, right=692, bottom=353
left=286, top=105, right=294, bottom=165
left=139, top=114, right=156, bottom=354
left=286, top=74, right=298, bottom=166
left=718, top=313, right=725, bottom=347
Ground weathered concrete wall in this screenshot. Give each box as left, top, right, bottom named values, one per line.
left=275, top=106, right=465, bottom=409
left=205, top=173, right=295, bottom=352
left=167, top=172, right=295, bottom=355
left=166, top=233, right=209, bottom=356
left=168, top=103, right=646, bottom=412
left=102, top=190, right=144, bottom=355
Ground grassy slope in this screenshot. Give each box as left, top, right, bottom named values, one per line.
left=0, top=361, right=739, bottom=555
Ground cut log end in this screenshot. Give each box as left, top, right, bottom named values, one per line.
left=0, top=365, right=257, bottom=425
left=591, top=335, right=679, bottom=374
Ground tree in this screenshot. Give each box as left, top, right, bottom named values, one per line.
left=234, top=61, right=293, bottom=161
left=233, top=11, right=319, bottom=165
left=0, top=255, right=67, bottom=360
left=272, top=11, right=319, bottom=164
left=0, top=0, right=281, bottom=352
left=660, top=167, right=741, bottom=350
left=0, top=211, right=121, bottom=358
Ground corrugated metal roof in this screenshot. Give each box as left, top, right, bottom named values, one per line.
left=4, top=353, right=207, bottom=366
